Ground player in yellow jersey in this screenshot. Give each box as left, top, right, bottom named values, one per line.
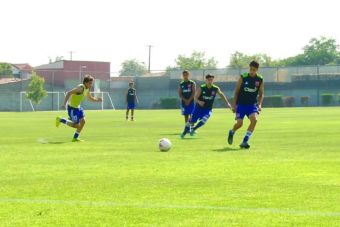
left=56, top=75, right=102, bottom=142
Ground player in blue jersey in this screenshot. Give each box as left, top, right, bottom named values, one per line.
left=228, top=61, right=264, bottom=149
left=126, top=81, right=139, bottom=121
left=180, top=74, right=232, bottom=138
left=178, top=70, right=196, bottom=123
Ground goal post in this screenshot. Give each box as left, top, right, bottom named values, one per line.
left=19, top=91, right=115, bottom=112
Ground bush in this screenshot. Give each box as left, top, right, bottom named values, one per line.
left=337, top=93, right=340, bottom=104
left=283, top=96, right=295, bottom=107
left=159, top=97, right=179, bottom=109
left=300, top=96, right=309, bottom=106
left=321, top=94, right=334, bottom=106
left=263, top=95, right=283, bottom=107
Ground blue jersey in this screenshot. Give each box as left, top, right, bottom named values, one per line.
left=237, top=73, right=263, bottom=105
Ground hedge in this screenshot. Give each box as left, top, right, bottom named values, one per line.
left=159, top=97, right=180, bottom=109
left=321, top=94, right=334, bottom=106
left=263, top=95, right=283, bottom=107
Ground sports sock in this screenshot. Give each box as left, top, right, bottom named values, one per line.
left=73, top=131, right=80, bottom=139
left=61, top=118, right=72, bottom=126
left=242, top=131, right=252, bottom=143
left=182, top=122, right=191, bottom=135
left=193, top=120, right=205, bottom=131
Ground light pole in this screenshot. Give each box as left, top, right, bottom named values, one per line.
left=79, top=65, right=87, bottom=83
left=147, top=45, right=153, bottom=73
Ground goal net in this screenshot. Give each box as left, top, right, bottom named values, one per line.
left=19, top=91, right=115, bottom=112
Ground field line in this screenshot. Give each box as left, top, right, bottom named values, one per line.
left=0, top=198, right=339, bottom=217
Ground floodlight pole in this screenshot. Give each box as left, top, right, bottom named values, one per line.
left=147, top=45, right=153, bottom=73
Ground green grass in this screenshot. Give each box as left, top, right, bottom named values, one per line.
left=0, top=108, right=339, bottom=226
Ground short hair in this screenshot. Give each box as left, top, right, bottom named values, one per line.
left=129, top=81, right=134, bottom=85
left=249, top=60, right=260, bottom=69
left=205, top=74, right=214, bottom=79
left=83, top=75, right=94, bottom=84
left=182, top=70, right=189, bottom=75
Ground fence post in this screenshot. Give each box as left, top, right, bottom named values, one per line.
left=317, top=65, right=320, bottom=106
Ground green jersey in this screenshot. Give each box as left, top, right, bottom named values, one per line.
left=237, top=73, right=263, bottom=105
left=198, top=84, right=219, bottom=110
left=69, top=84, right=89, bottom=108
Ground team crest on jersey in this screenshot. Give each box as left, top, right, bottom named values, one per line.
left=188, top=84, right=191, bottom=88
left=255, top=81, right=260, bottom=87
left=211, top=91, right=216, bottom=96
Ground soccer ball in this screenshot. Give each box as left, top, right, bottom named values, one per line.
left=159, top=138, right=172, bottom=152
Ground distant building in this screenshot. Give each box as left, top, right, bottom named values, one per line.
left=11, top=63, right=33, bottom=79
left=35, top=60, right=110, bottom=86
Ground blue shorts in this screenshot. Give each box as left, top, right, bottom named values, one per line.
left=236, top=104, right=259, bottom=120
left=67, top=105, right=85, bottom=124
left=181, top=101, right=195, bottom=115
left=127, top=103, right=136, bottom=110
left=190, top=106, right=212, bottom=124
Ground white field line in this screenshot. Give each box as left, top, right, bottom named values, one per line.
left=0, top=198, right=339, bottom=217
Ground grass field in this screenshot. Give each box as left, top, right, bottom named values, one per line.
left=0, top=107, right=339, bottom=226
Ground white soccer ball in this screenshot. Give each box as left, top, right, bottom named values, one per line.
left=159, top=138, right=172, bottom=152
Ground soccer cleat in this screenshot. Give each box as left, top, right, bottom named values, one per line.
left=240, top=142, right=250, bottom=149
left=189, top=130, right=196, bottom=137
left=180, top=133, right=185, bottom=139
left=56, top=116, right=61, bottom=127
left=72, top=138, right=84, bottom=142
left=228, top=130, right=234, bottom=145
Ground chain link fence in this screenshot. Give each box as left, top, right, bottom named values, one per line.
left=1, top=65, right=340, bottom=111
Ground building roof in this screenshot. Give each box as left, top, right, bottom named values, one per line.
left=12, top=63, right=33, bottom=71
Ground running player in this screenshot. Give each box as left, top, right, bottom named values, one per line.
left=228, top=60, right=264, bottom=149
left=126, top=81, right=139, bottom=121
left=56, top=75, right=102, bottom=142
left=180, top=74, right=232, bottom=138
left=178, top=70, right=196, bottom=123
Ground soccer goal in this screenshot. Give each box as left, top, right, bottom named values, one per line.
left=19, top=91, right=115, bottom=112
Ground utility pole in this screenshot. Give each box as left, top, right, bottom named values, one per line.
left=147, top=45, right=153, bottom=73
left=69, top=51, right=75, bottom=60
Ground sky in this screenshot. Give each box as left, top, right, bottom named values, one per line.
left=1, top=0, right=340, bottom=71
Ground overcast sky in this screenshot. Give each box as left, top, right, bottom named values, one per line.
left=1, top=0, right=339, bottom=71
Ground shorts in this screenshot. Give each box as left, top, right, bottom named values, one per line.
left=127, top=103, right=136, bottom=110
left=190, top=105, right=212, bottom=124
left=236, top=104, right=259, bottom=120
left=67, top=105, right=85, bottom=124
left=181, top=101, right=195, bottom=115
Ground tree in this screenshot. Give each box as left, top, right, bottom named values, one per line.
left=168, top=51, right=218, bottom=70
left=119, top=59, right=147, bottom=77
left=49, top=56, right=64, bottom=63
left=0, top=63, right=13, bottom=78
left=26, top=72, right=47, bottom=105
left=228, top=52, right=276, bottom=68
left=277, top=37, right=340, bottom=66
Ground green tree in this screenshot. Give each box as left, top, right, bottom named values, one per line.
left=26, top=72, right=47, bottom=105
left=119, top=59, right=147, bottom=77
left=228, top=52, right=276, bottom=68
left=0, top=63, right=13, bottom=78
left=168, top=51, right=218, bottom=70
left=277, top=37, right=340, bottom=66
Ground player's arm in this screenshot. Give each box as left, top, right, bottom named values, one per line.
left=258, top=82, right=264, bottom=111
left=62, top=86, right=83, bottom=108
left=87, top=92, right=102, bottom=102
left=178, top=86, right=185, bottom=101
left=135, top=92, right=139, bottom=104
left=188, top=82, right=196, bottom=103
left=125, top=91, right=128, bottom=104
left=194, top=86, right=204, bottom=107
left=217, top=88, right=232, bottom=110
left=232, top=77, right=243, bottom=113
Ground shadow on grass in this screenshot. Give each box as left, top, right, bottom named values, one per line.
left=46, top=141, right=70, bottom=145
left=212, top=147, right=241, bottom=152
left=159, top=133, right=183, bottom=136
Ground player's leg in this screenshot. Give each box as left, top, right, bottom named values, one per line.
left=181, top=111, right=198, bottom=138
left=191, top=110, right=211, bottom=134
left=126, top=108, right=130, bottom=120
left=72, top=118, right=85, bottom=142
left=228, top=106, right=245, bottom=145
left=184, top=114, right=189, bottom=123
left=71, top=108, right=86, bottom=142
left=240, top=113, right=258, bottom=148
left=131, top=109, right=135, bottom=121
